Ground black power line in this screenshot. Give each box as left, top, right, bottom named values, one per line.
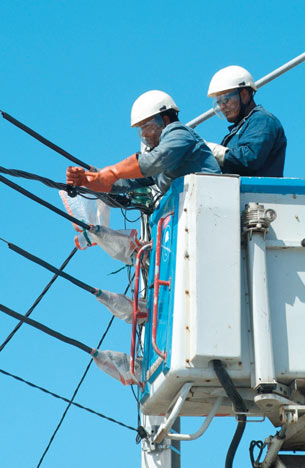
left=0, top=238, right=97, bottom=294
left=1, top=111, right=91, bottom=169
left=0, top=174, right=90, bottom=230
left=36, top=315, right=115, bottom=467
left=0, top=165, right=155, bottom=214
left=0, top=165, right=120, bottom=206
left=0, top=247, right=78, bottom=352
left=0, top=302, right=142, bottom=458
left=35, top=279, right=133, bottom=467
left=0, top=277, right=135, bottom=464
left=0, top=143, right=143, bottom=462
left=0, top=367, right=137, bottom=432
left=0, top=304, right=93, bottom=354
left=0, top=164, right=79, bottom=192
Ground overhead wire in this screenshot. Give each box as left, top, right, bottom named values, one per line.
left=0, top=166, right=154, bottom=213
left=0, top=367, right=137, bottom=432
left=131, top=384, right=147, bottom=445
left=0, top=246, right=144, bottom=453
left=0, top=107, right=159, bottom=216
left=0, top=174, right=90, bottom=230
left=1, top=110, right=91, bottom=169
left=0, top=111, right=158, bottom=213
left=0, top=248, right=139, bottom=462
left=0, top=165, right=130, bottom=209
left=36, top=315, right=115, bottom=468
left=35, top=279, right=134, bottom=466
left=0, top=304, right=93, bottom=354
left=0, top=247, right=78, bottom=352
left=1, top=109, right=150, bottom=450
left=0, top=237, right=97, bottom=294
left=0, top=224, right=147, bottom=459
left=0, top=302, right=144, bottom=459
left=1, top=108, right=150, bottom=463
left=0, top=164, right=78, bottom=192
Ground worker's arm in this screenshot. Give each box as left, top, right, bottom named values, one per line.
left=205, top=142, right=228, bottom=167
left=66, top=153, right=143, bottom=192
left=66, top=165, right=156, bottom=193
left=109, top=176, right=156, bottom=193
left=66, top=124, right=197, bottom=192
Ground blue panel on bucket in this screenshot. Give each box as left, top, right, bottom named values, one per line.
left=241, top=177, right=305, bottom=194
left=141, top=178, right=183, bottom=402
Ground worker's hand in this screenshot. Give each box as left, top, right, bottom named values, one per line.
left=205, top=142, right=228, bottom=167
left=66, top=166, right=88, bottom=186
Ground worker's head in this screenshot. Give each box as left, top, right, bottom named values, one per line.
left=131, top=90, right=179, bottom=148
left=207, top=66, right=257, bottom=123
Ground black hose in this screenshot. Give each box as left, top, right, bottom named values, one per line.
left=225, top=415, right=246, bottom=468
left=213, top=359, right=247, bottom=413
left=213, top=360, right=248, bottom=468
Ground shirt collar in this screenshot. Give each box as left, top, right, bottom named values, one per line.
left=227, top=105, right=263, bottom=131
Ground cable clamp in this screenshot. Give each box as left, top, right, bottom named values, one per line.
left=66, top=185, right=78, bottom=198
left=136, top=426, right=148, bottom=444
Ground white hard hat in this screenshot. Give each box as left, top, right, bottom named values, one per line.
left=207, top=66, right=257, bottom=97
left=131, top=90, right=179, bottom=127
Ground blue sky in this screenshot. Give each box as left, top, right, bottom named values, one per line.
left=0, top=1, right=304, bottom=467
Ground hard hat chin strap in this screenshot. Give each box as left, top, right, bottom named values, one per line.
left=154, top=113, right=166, bottom=128
left=160, top=115, right=168, bottom=130
left=234, top=89, right=255, bottom=124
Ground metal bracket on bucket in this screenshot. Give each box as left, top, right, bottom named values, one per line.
left=130, top=242, right=152, bottom=386
left=151, top=214, right=173, bottom=360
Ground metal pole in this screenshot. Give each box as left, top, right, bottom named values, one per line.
left=255, top=52, right=305, bottom=89
left=261, top=426, right=287, bottom=468
left=141, top=415, right=181, bottom=468
left=186, top=51, right=305, bottom=128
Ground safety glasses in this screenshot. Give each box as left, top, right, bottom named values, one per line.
left=216, top=90, right=240, bottom=106
left=213, top=90, right=240, bottom=119
left=136, top=114, right=164, bottom=148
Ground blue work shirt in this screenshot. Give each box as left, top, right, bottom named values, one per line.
left=111, top=121, right=221, bottom=194
left=221, top=105, right=287, bottom=177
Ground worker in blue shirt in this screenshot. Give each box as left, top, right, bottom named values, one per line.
left=205, top=66, right=287, bottom=177
left=66, top=90, right=220, bottom=194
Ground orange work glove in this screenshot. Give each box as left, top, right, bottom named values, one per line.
left=66, top=154, right=143, bottom=193
left=66, top=166, right=88, bottom=186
